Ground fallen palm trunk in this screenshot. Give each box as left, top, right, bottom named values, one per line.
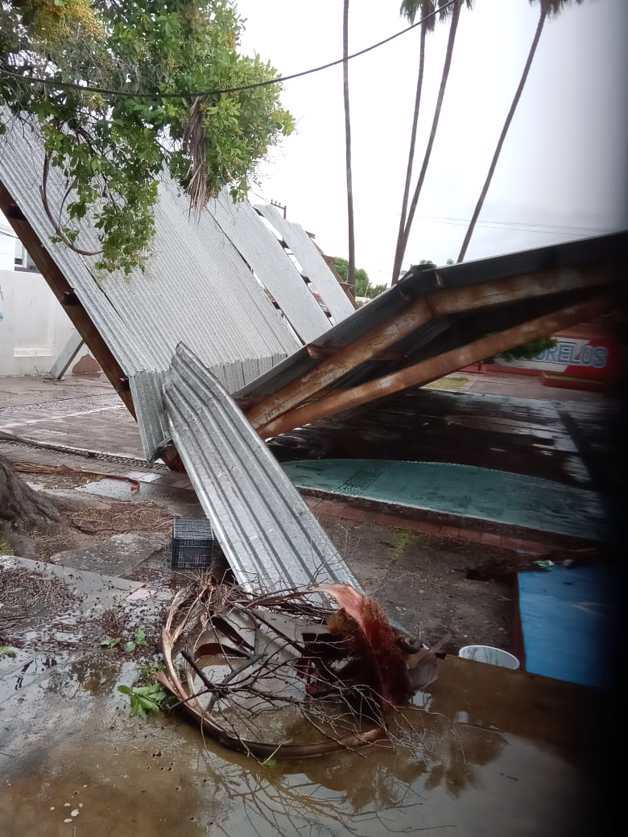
left=158, top=578, right=443, bottom=760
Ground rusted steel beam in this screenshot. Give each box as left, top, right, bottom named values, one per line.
left=246, top=265, right=612, bottom=431
left=257, top=295, right=611, bottom=438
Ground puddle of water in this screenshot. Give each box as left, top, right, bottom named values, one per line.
left=0, top=646, right=600, bottom=836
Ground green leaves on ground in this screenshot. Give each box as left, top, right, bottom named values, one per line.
left=499, top=337, right=557, bottom=361
left=1, top=1, right=293, bottom=273
left=100, top=626, right=148, bottom=653
left=123, top=627, right=147, bottom=654
left=0, top=645, right=17, bottom=658
left=118, top=683, right=167, bottom=718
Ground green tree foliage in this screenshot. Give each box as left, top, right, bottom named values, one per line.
left=0, top=1, right=293, bottom=273
left=332, top=257, right=387, bottom=299
left=499, top=336, right=556, bottom=361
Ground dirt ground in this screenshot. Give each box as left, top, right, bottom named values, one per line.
left=319, top=513, right=514, bottom=653
left=1, top=440, right=517, bottom=655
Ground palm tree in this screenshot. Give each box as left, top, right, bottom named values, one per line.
left=391, top=1, right=437, bottom=286
left=457, top=0, right=583, bottom=263
left=343, top=0, right=356, bottom=294
left=392, top=0, right=472, bottom=283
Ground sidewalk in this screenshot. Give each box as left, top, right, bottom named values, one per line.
left=426, top=370, right=609, bottom=402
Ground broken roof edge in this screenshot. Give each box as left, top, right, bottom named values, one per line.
left=235, top=230, right=628, bottom=403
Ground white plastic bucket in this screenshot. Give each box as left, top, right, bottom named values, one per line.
left=458, top=645, right=520, bottom=670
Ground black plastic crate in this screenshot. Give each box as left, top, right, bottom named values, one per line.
left=170, top=518, right=222, bottom=570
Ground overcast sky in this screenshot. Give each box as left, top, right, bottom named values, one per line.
left=239, top=0, right=628, bottom=286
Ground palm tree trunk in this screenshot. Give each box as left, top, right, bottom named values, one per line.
left=343, top=0, right=356, bottom=293
left=391, top=23, right=428, bottom=285
left=457, top=6, right=547, bottom=263
left=393, top=0, right=462, bottom=283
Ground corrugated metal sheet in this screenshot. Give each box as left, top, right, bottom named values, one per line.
left=0, top=116, right=303, bottom=459
left=131, top=352, right=288, bottom=461
left=0, top=120, right=299, bottom=376
left=256, top=204, right=354, bottom=323
left=209, top=192, right=331, bottom=343
left=129, top=370, right=169, bottom=461
left=163, top=343, right=362, bottom=593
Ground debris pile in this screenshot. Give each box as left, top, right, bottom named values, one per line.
left=159, top=576, right=444, bottom=760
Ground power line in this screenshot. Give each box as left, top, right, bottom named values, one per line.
left=0, top=0, right=455, bottom=100
left=417, top=214, right=614, bottom=236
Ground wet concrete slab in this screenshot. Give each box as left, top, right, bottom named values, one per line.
left=0, top=378, right=143, bottom=459
left=49, top=534, right=169, bottom=579
left=76, top=478, right=201, bottom=518
left=0, top=377, right=112, bottom=409
left=0, top=555, right=164, bottom=649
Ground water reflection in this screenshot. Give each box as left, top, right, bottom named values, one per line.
left=193, top=707, right=506, bottom=836
left=1, top=647, right=592, bottom=837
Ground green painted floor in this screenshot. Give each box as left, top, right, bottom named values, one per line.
left=283, top=459, right=606, bottom=541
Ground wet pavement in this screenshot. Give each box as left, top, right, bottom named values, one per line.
left=0, top=376, right=143, bottom=459
left=0, top=549, right=604, bottom=837
left=0, top=632, right=601, bottom=836
left=0, top=375, right=612, bottom=834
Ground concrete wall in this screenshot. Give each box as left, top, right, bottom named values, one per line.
left=0, top=269, right=87, bottom=376
left=0, top=228, right=15, bottom=270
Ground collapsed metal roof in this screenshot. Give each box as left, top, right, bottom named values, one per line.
left=208, top=192, right=333, bottom=342
left=2, top=114, right=626, bottom=596
left=163, top=343, right=361, bottom=593
left=0, top=115, right=355, bottom=461
left=0, top=120, right=300, bottom=381
left=255, top=203, right=355, bottom=323
left=238, top=231, right=628, bottom=438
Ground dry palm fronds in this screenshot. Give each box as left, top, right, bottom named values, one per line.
left=159, top=578, right=445, bottom=761
left=70, top=505, right=171, bottom=535
left=182, top=97, right=212, bottom=214
left=12, top=460, right=140, bottom=492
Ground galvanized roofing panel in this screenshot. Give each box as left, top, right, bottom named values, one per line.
left=163, top=343, right=362, bottom=594
left=256, top=203, right=354, bottom=323
left=131, top=350, right=289, bottom=461
left=129, top=371, right=169, bottom=461
left=0, top=117, right=299, bottom=388
left=209, top=192, right=331, bottom=344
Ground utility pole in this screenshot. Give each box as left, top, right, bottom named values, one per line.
left=270, top=199, right=287, bottom=219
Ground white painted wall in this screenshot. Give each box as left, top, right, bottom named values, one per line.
left=0, top=269, right=85, bottom=376
left=0, top=224, right=15, bottom=270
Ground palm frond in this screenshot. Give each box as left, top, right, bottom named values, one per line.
left=182, top=96, right=211, bottom=215
left=530, top=0, right=584, bottom=17
left=400, top=0, right=437, bottom=32
left=439, top=0, right=473, bottom=21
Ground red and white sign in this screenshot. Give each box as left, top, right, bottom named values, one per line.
left=476, top=319, right=622, bottom=387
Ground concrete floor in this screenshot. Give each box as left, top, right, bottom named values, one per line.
left=0, top=375, right=143, bottom=459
